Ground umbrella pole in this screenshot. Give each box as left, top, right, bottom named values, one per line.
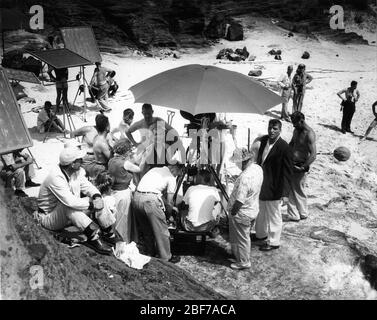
left=248, top=128, right=250, bottom=151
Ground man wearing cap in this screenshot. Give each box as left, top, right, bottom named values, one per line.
left=132, top=162, right=184, bottom=263
left=227, top=146, right=263, bottom=270
left=292, top=64, right=313, bottom=113
left=36, top=147, right=116, bottom=255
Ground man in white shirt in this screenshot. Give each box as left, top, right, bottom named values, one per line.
left=227, top=145, right=263, bottom=270
left=180, top=169, right=221, bottom=233
left=278, top=65, right=293, bottom=122
left=36, top=147, right=115, bottom=255
left=132, top=163, right=184, bottom=263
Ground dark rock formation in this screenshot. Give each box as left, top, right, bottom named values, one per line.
left=0, top=0, right=372, bottom=52
left=0, top=187, right=225, bottom=299
left=302, top=51, right=310, bottom=59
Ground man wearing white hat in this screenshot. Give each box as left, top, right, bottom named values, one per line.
left=227, top=146, right=263, bottom=270
left=36, top=147, right=115, bottom=255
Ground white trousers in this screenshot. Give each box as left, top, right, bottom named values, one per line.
left=255, top=200, right=282, bottom=246
left=40, top=202, right=93, bottom=231
left=112, top=188, right=132, bottom=243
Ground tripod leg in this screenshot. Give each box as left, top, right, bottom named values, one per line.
left=26, top=148, right=41, bottom=169
left=173, top=166, right=187, bottom=205
left=208, top=165, right=229, bottom=202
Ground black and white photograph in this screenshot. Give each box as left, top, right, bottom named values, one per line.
left=0, top=0, right=377, bottom=305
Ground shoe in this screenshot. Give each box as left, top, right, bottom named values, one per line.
left=85, top=238, right=112, bottom=255
left=208, top=226, right=220, bottom=238
left=230, top=262, right=251, bottom=270
left=347, top=130, right=354, bottom=134
left=341, top=129, right=346, bottom=134
left=300, top=215, right=308, bottom=220
left=259, top=244, right=280, bottom=251
left=228, top=258, right=237, bottom=263
left=101, top=233, right=118, bottom=246
left=25, top=180, right=41, bottom=188
left=250, top=234, right=267, bottom=242
left=282, top=215, right=300, bottom=222
left=169, top=255, right=181, bottom=264
left=14, top=189, right=28, bottom=197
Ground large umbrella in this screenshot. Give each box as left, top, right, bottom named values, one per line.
left=129, top=64, right=283, bottom=115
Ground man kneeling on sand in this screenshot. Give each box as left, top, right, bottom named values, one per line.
left=36, top=147, right=116, bottom=255
left=179, top=169, right=222, bottom=234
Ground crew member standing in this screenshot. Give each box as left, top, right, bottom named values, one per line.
left=337, top=80, right=360, bottom=134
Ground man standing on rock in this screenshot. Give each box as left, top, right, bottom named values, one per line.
left=36, top=147, right=115, bottom=255
left=284, top=111, right=316, bottom=222
left=278, top=65, right=293, bottom=121
left=292, top=64, right=313, bottom=113
left=254, top=119, right=293, bottom=251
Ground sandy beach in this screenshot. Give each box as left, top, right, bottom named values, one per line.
left=2, top=14, right=377, bottom=299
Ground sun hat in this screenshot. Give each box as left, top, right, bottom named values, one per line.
left=59, top=147, right=87, bottom=166
left=230, top=147, right=254, bottom=163
left=63, top=139, right=84, bottom=149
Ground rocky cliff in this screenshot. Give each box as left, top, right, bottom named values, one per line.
left=1, top=0, right=374, bottom=54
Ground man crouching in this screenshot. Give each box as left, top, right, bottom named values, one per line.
left=36, top=147, right=115, bottom=255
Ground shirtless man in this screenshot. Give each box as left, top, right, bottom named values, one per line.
left=361, top=101, right=377, bottom=140
left=291, top=64, right=313, bottom=113
left=285, top=111, right=316, bottom=222
left=125, top=104, right=183, bottom=168
left=85, top=114, right=112, bottom=180
left=90, top=62, right=114, bottom=112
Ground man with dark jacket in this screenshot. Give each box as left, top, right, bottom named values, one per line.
left=254, top=119, right=293, bottom=251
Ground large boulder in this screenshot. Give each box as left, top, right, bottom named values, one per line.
left=225, top=21, right=243, bottom=41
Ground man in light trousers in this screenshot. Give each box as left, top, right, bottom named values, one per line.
left=37, top=147, right=116, bottom=255
left=254, top=119, right=293, bottom=251
left=228, top=146, right=263, bottom=270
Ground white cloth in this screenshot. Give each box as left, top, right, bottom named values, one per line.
left=278, top=73, right=292, bottom=94
left=255, top=200, right=282, bottom=246
left=183, top=185, right=221, bottom=227
left=261, top=137, right=279, bottom=165
left=113, top=241, right=151, bottom=270
left=227, top=163, right=263, bottom=219
left=136, top=166, right=176, bottom=195
left=112, top=188, right=132, bottom=242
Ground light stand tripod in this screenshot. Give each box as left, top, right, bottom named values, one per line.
left=72, top=65, right=102, bottom=122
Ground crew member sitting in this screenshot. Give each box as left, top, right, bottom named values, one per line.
left=0, top=149, right=40, bottom=197
left=107, top=71, right=119, bottom=97
left=179, top=169, right=221, bottom=233
left=36, top=147, right=115, bottom=255
left=37, top=101, right=66, bottom=134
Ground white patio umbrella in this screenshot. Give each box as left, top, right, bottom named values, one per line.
left=129, top=64, right=283, bottom=115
